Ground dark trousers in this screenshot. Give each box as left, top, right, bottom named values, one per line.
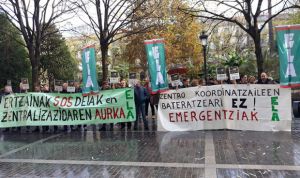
left=134, top=103, right=148, bottom=128
left=42, top=126, right=49, bottom=132
left=100, top=123, right=114, bottom=131
left=145, top=98, right=155, bottom=116
left=120, top=122, right=132, bottom=129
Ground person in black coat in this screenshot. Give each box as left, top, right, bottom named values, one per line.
left=133, top=80, right=149, bottom=130
left=256, top=72, right=276, bottom=84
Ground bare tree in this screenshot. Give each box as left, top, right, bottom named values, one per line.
left=268, top=0, right=274, bottom=55
left=73, top=0, right=161, bottom=82
left=0, top=0, right=74, bottom=89
left=181, top=0, right=300, bottom=76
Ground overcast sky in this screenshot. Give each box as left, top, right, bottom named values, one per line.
left=56, top=0, right=297, bottom=37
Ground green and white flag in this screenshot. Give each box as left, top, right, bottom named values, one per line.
left=276, top=25, right=300, bottom=88
left=144, top=39, right=169, bottom=93
left=82, top=45, right=99, bottom=94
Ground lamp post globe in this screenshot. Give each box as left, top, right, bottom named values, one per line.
left=199, top=32, right=208, bottom=85
left=199, top=32, right=208, bottom=46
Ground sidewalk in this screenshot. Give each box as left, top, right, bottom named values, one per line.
left=0, top=118, right=300, bottom=177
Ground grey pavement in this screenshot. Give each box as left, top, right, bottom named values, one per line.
left=1, top=119, right=300, bottom=177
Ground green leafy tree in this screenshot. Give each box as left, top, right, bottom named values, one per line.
left=289, top=11, right=300, bottom=24
left=124, top=0, right=203, bottom=77
left=0, top=13, right=30, bottom=90
left=222, top=52, right=245, bottom=67
left=40, top=25, right=78, bottom=86
left=0, top=0, right=74, bottom=89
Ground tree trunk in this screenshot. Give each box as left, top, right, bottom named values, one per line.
left=29, top=48, right=40, bottom=91
left=101, top=44, right=109, bottom=83
left=31, top=63, right=39, bottom=91
left=253, top=35, right=264, bottom=78
left=268, top=0, right=274, bottom=55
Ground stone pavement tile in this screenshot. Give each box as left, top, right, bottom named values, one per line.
left=0, top=162, right=204, bottom=178
left=217, top=168, right=300, bottom=178
left=0, top=133, right=52, bottom=155
left=292, top=120, right=300, bottom=132
left=4, top=131, right=206, bottom=163
left=213, top=131, right=300, bottom=165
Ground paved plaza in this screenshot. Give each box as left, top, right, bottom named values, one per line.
left=1, top=120, right=300, bottom=177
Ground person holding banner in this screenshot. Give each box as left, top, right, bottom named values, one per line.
left=191, top=79, right=200, bottom=87
left=256, top=72, right=276, bottom=84
left=99, top=81, right=114, bottom=131
left=75, top=81, right=87, bottom=131
left=61, top=83, right=71, bottom=132
left=120, top=79, right=133, bottom=130
left=180, top=78, right=190, bottom=88
left=0, top=87, right=5, bottom=103
left=144, top=79, right=156, bottom=120
left=0, top=85, right=12, bottom=101
left=32, top=86, right=42, bottom=133
left=134, top=80, right=149, bottom=130
left=19, top=82, right=27, bottom=93
left=18, top=83, right=32, bottom=133
left=41, top=85, right=51, bottom=133
left=240, top=75, right=248, bottom=84
left=248, top=76, right=257, bottom=84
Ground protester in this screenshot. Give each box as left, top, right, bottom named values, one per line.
left=248, top=76, right=256, bottom=84
left=144, top=79, right=155, bottom=120
left=0, top=88, right=4, bottom=103
left=99, top=81, right=114, bottom=131
left=119, top=79, right=133, bottom=130
left=180, top=78, right=190, bottom=88
left=190, top=79, right=200, bottom=87
left=198, top=79, right=205, bottom=86
left=0, top=85, right=12, bottom=100
left=61, top=83, right=71, bottom=132
left=32, top=85, right=42, bottom=133
left=18, top=83, right=32, bottom=132
left=207, top=77, right=219, bottom=85
left=230, top=80, right=237, bottom=84
left=41, top=85, right=51, bottom=133
left=256, top=72, right=276, bottom=84
left=19, top=82, right=27, bottom=93
left=240, top=75, right=248, bottom=84
left=75, top=81, right=86, bottom=131
left=134, top=80, right=149, bottom=130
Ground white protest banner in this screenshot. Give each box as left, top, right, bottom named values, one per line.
left=157, top=85, right=291, bottom=131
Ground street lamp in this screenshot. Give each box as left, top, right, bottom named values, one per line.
left=199, top=31, right=208, bottom=85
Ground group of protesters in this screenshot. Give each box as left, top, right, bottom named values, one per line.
left=0, top=71, right=276, bottom=133
left=0, top=79, right=158, bottom=133
left=170, top=72, right=276, bottom=89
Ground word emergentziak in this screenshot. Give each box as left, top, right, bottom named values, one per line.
left=169, top=110, right=258, bottom=122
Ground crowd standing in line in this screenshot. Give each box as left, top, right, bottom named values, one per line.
left=0, top=72, right=277, bottom=133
